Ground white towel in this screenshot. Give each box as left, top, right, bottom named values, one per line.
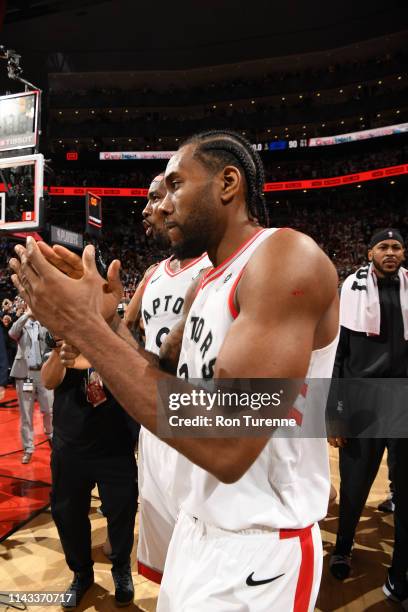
left=340, top=263, right=408, bottom=339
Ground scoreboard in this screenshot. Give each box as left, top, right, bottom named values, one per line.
left=0, top=90, right=39, bottom=152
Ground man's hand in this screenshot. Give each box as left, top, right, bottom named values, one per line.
left=37, top=243, right=84, bottom=279
left=9, top=238, right=123, bottom=342
left=0, top=386, right=5, bottom=401
left=328, top=436, right=347, bottom=448
left=59, top=342, right=80, bottom=368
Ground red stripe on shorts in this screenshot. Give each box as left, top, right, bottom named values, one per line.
left=280, top=525, right=314, bottom=612
left=137, top=560, right=163, bottom=584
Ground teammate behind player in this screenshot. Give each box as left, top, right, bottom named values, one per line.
left=11, top=129, right=339, bottom=611
left=127, top=174, right=210, bottom=582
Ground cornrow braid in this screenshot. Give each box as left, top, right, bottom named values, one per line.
left=182, top=129, right=269, bottom=227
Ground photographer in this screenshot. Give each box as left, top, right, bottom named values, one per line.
left=41, top=336, right=137, bottom=608
left=9, top=306, right=53, bottom=463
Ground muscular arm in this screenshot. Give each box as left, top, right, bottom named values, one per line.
left=12, top=233, right=338, bottom=483
left=124, top=264, right=158, bottom=331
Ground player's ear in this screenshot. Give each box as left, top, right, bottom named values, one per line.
left=368, top=248, right=373, bottom=262
left=220, top=165, right=241, bottom=205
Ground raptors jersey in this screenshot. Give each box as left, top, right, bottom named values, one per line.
left=177, top=228, right=339, bottom=531
left=137, top=251, right=211, bottom=578
left=142, top=253, right=210, bottom=356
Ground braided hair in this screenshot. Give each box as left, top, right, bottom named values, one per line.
left=181, top=129, right=269, bottom=227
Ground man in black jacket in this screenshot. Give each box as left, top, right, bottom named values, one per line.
left=42, top=342, right=137, bottom=608
left=328, top=228, right=408, bottom=607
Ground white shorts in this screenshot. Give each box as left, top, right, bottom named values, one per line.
left=137, top=427, right=180, bottom=582
left=157, top=512, right=323, bottom=612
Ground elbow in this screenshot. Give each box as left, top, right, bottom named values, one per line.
left=207, top=442, right=264, bottom=484
left=210, top=459, right=249, bottom=485
left=213, top=470, right=242, bottom=485
left=42, top=377, right=55, bottom=390
left=41, top=372, right=58, bottom=390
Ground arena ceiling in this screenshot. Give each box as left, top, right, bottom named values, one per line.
left=1, top=0, right=408, bottom=75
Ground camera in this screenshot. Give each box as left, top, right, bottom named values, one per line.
left=45, top=331, right=57, bottom=349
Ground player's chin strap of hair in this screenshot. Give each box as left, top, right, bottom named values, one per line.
left=0, top=593, right=27, bottom=611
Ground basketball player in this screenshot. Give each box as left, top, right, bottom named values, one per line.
left=11, top=129, right=339, bottom=611
left=128, top=174, right=211, bottom=582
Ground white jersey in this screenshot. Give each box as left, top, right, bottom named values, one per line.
left=137, top=251, right=211, bottom=577
left=177, top=228, right=339, bottom=531
left=142, top=253, right=210, bottom=356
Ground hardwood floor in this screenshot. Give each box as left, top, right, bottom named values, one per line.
left=0, top=448, right=397, bottom=611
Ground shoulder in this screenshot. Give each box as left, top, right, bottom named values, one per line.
left=144, top=262, right=160, bottom=280
left=243, top=229, right=338, bottom=303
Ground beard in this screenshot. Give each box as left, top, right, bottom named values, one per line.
left=149, top=229, right=171, bottom=250
left=170, top=183, right=215, bottom=260
left=372, top=257, right=402, bottom=277
left=172, top=231, right=209, bottom=260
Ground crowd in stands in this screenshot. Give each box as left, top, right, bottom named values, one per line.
left=49, top=144, right=407, bottom=188
left=282, top=196, right=408, bottom=281
left=49, top=49, right=407, bottom=108
left=1, top=192, right=406, bottom=307
left=266, top=145, right=408, bottom=181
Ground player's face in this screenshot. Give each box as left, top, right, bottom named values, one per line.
left=142, top=178, right=169, bottom=247
left=369, top=240, right=405, bottom=276
left=160, top=144, right=219, bottom=259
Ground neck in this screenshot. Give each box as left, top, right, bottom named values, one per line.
left=207, top=219, right=261, bottom=268
left=168, top=256, right=198, bottom=272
